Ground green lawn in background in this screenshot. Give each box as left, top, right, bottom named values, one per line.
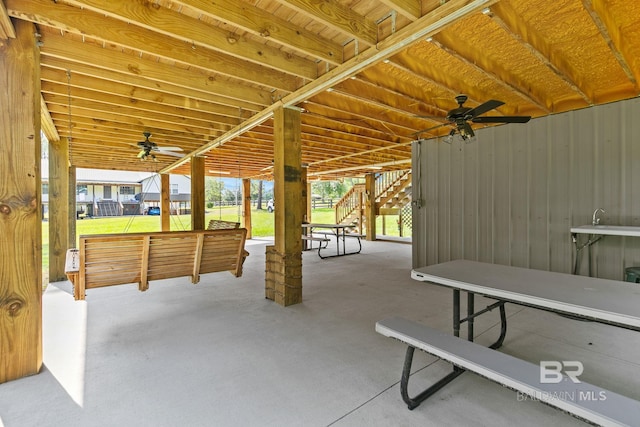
left=41, top=207, right=404, bottom=274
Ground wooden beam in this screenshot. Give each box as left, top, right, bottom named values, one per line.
left=55, top=0, right=317, bottom=79
left=160, top=174, right=170, bottom=232
left=10, top=0, right=314, bottom=83
left=0, top=19, right=42, bottom=383
left=173, top=0, right=343, bottom=64
left=191, top=156, right=205, bottom=230
left=272, top=106, right=302, bottom=306
left=49, top=137, right=70, bottom=282
left=40, top=67, right=254, bottom=119
left=163, top=0, right=499, bottom=174
left=241, top=178, right=252, bottom=239
left=40, top=95, right=59, bottom=142
left=365, top=173, right=376, bottom=241
left=41, top=57, right=266, bottom=112
left=0, top=0, right=15, bottom=39
left=282, top=0, right=378, bottom=45
left=490, top=1, right=592, bottom=105
left=39, top=31, right=274, bottom=107
left=583, top=0, right=638, bottom=87
left=379, top=0, right=422, bottom=21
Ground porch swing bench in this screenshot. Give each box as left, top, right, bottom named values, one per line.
left=65, top=228, right=249, bottom=300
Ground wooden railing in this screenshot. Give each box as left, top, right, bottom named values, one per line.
left=376, top=170, right=411, bottom=208
left=334, top=184, right=365, bottom=225
left=333, top=171, right=412, bottom=232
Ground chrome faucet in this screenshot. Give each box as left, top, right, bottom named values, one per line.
left=592, top=208, right=605, bottom=225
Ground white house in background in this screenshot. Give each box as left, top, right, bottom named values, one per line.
left=42, top=160, right=193, bottom=217
left=138, top=174, right=192, bottom=214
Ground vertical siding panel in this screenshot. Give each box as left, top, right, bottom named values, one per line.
left=412, top=98, right=640, bottom=279
left=426, top=140, right=440, bottom=265
left=411, top=140, right=422, bottom=268
left=596, top=103, right=624, bottom=278
left=493, top=127, right=511, bottom=265
left=437, top=142, right=451, bottom=261
left=622, top=98, right=640, bottom=271
left=529, top=119, right=549, bottom=270
left=548, top=114, right=572, bottom=273
left=450, top=143, right=464, bottom=260
left=477, top=130, right=494, bottom=262
left=463, top=141, right=479, bottom=260
left=571, top=110, right=596, bottom=276
left=508, top=125, right=530, bottom=267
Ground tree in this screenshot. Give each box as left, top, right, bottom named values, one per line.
left=205, top=177, right=224, bottom=203
left=256, top=180, right=263, bottom=209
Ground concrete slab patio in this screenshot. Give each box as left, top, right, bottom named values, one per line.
left=1, top=239, right=638, bottom=426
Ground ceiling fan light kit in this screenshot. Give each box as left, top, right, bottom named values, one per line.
left=135, top=132, right=184, bottom=161
left=415, top=94, right=531, bottom=142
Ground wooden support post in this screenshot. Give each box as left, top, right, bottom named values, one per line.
left=192, top=233, right=204, bottom=284
left=0, top=20, right=42, bottom=383
left=140, top=235, right=150, bottom=292
left=191, top=157, right=205, bottom=230
left=68, top=165, right=76, bottom=248
left=270, top=106, right=303, bottom=306
left=306, top=181, right=312, bottom=223
left=301, top=166, right=308, bottom=223
left=160, top=173, right=170, bottom=231
left=49, top=137, right=70, bottom=282
left=241, top=178, right=252, bottom=239
left=365, top=173, right=376, bottom=241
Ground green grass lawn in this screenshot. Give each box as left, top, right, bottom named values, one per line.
left=41, top=207, right=405, bottom=275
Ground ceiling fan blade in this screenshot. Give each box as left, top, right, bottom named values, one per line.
left=154, top=146, right=183, bottom=151
left=156, top=150, right=185, bottom=158
left=411, top=122, right=448, bottom=136
left=466, top=100, right=504, bottom=118
left=472, top=115, right=531, bottom=123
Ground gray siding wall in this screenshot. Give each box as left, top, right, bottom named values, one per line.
left=412, top=97, right=640, bottom=280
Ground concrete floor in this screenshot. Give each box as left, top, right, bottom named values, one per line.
left=1, top=238, right=639, bottom=427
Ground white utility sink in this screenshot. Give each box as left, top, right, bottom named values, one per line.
left=570, top=225, right=640, bottom=237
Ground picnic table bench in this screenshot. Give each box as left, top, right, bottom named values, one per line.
left=377, top=260, right=640, bottom=426
left=65, top=228, right=248, bottom=300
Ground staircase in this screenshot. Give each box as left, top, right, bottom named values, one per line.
left=334, top=170, right=411, bottom=235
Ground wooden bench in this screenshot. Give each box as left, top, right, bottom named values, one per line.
left=301, top=235, right=330, bottom=256
left=207, top=219, right=240, bottom=230
left=65, top=228, right=248, bottom=300
left=376, top=317, right=640, bottom=426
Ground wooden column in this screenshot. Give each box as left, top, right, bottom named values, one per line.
left=190, top=157, right=205, bottom=230
left=160, top=173, right=170, bottom=231
left=68, top=165, right=76, bottom=249
left=306, top=181, right=312, bottom=223
left=301, top=167, right=308, bottom=223
left=241, top=178, right=252, bottom=239
left=49, top=137, right=70, bottom=282
left=0, top=20, right=42, bottom=383
left=267, top=106, right=303, bottom=306
left=365, top=173, right=376, bottom=241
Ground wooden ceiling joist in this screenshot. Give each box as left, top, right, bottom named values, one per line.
left=2, top=0, right=635, bottom=176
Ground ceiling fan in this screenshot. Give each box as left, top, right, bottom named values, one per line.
left=136, top=132, right=184, bottom=160
left=415, top=94, right=531, bottom=141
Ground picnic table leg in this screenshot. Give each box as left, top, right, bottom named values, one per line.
left=400, top=345, right=465, bottom=410
left=453, top=289, right=460, bottom=338
left=467, top=292, right=474, bottom=341
left=489, top=303, right=507, bottom=349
